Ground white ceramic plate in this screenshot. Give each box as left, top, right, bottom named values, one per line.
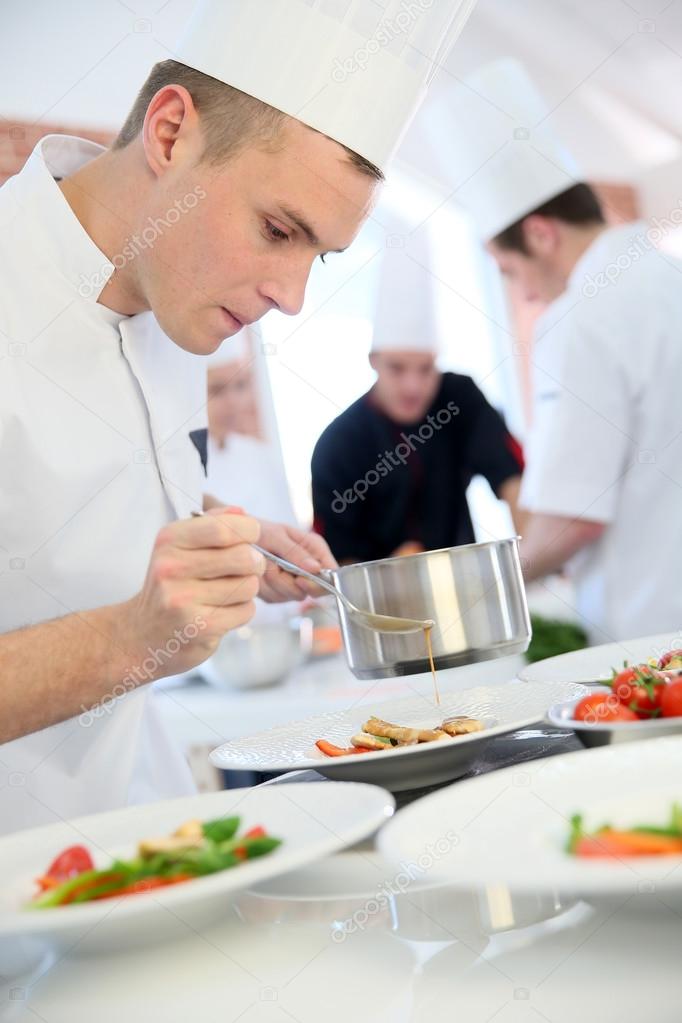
left=377, top=734, right=682, bottom=895
left=0, top=782, right=394, bottom=950
left=210, top=682, right=589, bottom=792
left=518, top=631, right=680, bottom=686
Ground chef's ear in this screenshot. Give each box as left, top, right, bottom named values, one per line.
left=141, top=84, right=201, bottom=178
left=521, top=215, right=560, bottom=258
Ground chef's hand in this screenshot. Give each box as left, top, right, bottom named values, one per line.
left=122, top=510, right=265, bottom=672
left=256, top=520, right=338, bottom=602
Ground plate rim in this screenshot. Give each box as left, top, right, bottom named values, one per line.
left=0, top=781, right=395, bottom=935
left=376, top=733, right=682, bottom=894
left=517, top=631, right=679, bottom=683
left=209, top=682, right=589, bottom=773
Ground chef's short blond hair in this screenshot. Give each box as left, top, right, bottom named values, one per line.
left=114, top=60, right=383, bottom=181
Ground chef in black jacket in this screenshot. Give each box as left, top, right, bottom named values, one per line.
left=311, top=249, right=524, bottom=564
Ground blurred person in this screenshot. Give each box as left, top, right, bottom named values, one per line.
left=460, top=59, right=682, bottom=642
left=204, top=329, right=295, bottom=525
left=312, top=250, right=524, bottom=563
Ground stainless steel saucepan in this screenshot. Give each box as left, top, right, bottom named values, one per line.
left=324, top=538, right=531, bottom=680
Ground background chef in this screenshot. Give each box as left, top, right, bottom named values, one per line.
left=312, top=247, right=524, bottom=564
left=0, top=0, right=479, bottom=834
left=459, top=59, right=682, bottom=643
left=203, top=328, right=296, bottom=526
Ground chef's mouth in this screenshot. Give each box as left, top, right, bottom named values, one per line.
left=223, top=307, right=241, bottom=323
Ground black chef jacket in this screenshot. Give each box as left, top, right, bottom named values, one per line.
left=311, top=372, right=523, bottom=563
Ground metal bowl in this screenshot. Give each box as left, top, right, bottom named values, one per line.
left=547, top=696, right=682, bottom=747
left=204, top=620, right=306, bottom=690
left=324, top=537, right=531, bottom=680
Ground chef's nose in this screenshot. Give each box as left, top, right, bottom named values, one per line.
left=260, top=265, right=310, bottom=317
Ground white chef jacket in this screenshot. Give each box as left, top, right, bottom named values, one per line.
left=520, top=221, right=682, bottom=643
left=0, top=135, right=208, bottom=834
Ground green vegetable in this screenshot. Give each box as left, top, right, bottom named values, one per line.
left=566, top=814, right=584, bottom=854
left=29, top=819, right=281, bottom=909
left=202, top=816, right=240, bottom=842
left=525, top=615, right=588, bottom=664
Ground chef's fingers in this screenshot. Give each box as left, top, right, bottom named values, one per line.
left=258, top=570, right=310, bottom=603
left=161, top=512, right=261, bottom=551
left=163, top=544, right=266, bottom=580
left=297, top=530, right=338, bottom=571
left=200, top=600, right=258, bottom=635
left=190, top=574, right=262, bottom=609
left=255, top=522, right=332, bottom=575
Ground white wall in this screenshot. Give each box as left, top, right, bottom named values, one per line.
left=0, top=0, right=195, bottom=129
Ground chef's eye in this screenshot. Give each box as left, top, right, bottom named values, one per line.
left=265, top=220, right=289, bottom=242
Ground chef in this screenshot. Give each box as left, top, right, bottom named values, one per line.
left=458, top=59, right=682, bottom=642
left=204, top=327, right=296, bottom=525
left=312, top=248, right=524, bottom=563
left=0, top=0, right=478, bottom=832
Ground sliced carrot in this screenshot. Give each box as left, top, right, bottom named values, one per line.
left=315, top=739, right=382, bottom=757
left=575, top=830, right=682, bottom=857
left=91, top=874, right=194, bottom=899
left=316, top=740, right=351, bottom=758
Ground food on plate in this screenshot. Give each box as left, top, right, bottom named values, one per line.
left=658, top=648, right=682, bottom=670
left=567, top=803, right=682, bottom=857
left=28, top=817, right=281, bottom=909
left=315, top=714, right=484, bottom=757
left=573, top=660, right=682, bottom=724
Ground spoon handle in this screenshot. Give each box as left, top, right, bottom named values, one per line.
left=251, top=543, right=346, bottom=605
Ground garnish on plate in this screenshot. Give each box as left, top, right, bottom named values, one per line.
left=567, top=803, right=682, bottom=857
left=28, top=817, right=281, bottom=909
left=315, top=714, right=484, bottom=757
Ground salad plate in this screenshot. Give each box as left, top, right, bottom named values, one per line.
left=518, top=631, right=680, bottom=686
left=210, top=682, right=589, bottom=791
left=377, top=734, right=682, bottom=895
left=0, top=781, right=394, bottom=950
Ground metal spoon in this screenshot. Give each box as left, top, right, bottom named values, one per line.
left=191, top=511, right=432, bottom=635
left=251, top=544, right=433, bottom=636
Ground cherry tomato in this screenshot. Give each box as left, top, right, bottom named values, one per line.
left=44, top=845, right=94, bottom=881
left=660, top=680, right=682, bottom=718
left=574, top=693, right=639, bottom=724
left=609, top=667, right=665, bottom=717
left=659, top=649, right=682, bottom=670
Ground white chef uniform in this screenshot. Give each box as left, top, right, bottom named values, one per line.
left=0, top=134, right=206, bottom=834
left=520, top=221, right=682, bottom=642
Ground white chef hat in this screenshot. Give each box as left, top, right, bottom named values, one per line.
left=371, top=239, right=439, bottom=353
left=175, top=0, right=479, bottom=172
left=204, top=329, right=250, bottom=369
left=455, top=59, right=583, bottom=242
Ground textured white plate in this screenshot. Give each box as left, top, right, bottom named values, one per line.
left=518, top=632, right=679, bottom=686
left=378, top=735, right=682, bottom=895
left=210, top=682, right=589, bottom=792
left=0, top=782, right=394, bottom=949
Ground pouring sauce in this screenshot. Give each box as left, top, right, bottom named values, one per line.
left=424, top=625, right=440, bottom=706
